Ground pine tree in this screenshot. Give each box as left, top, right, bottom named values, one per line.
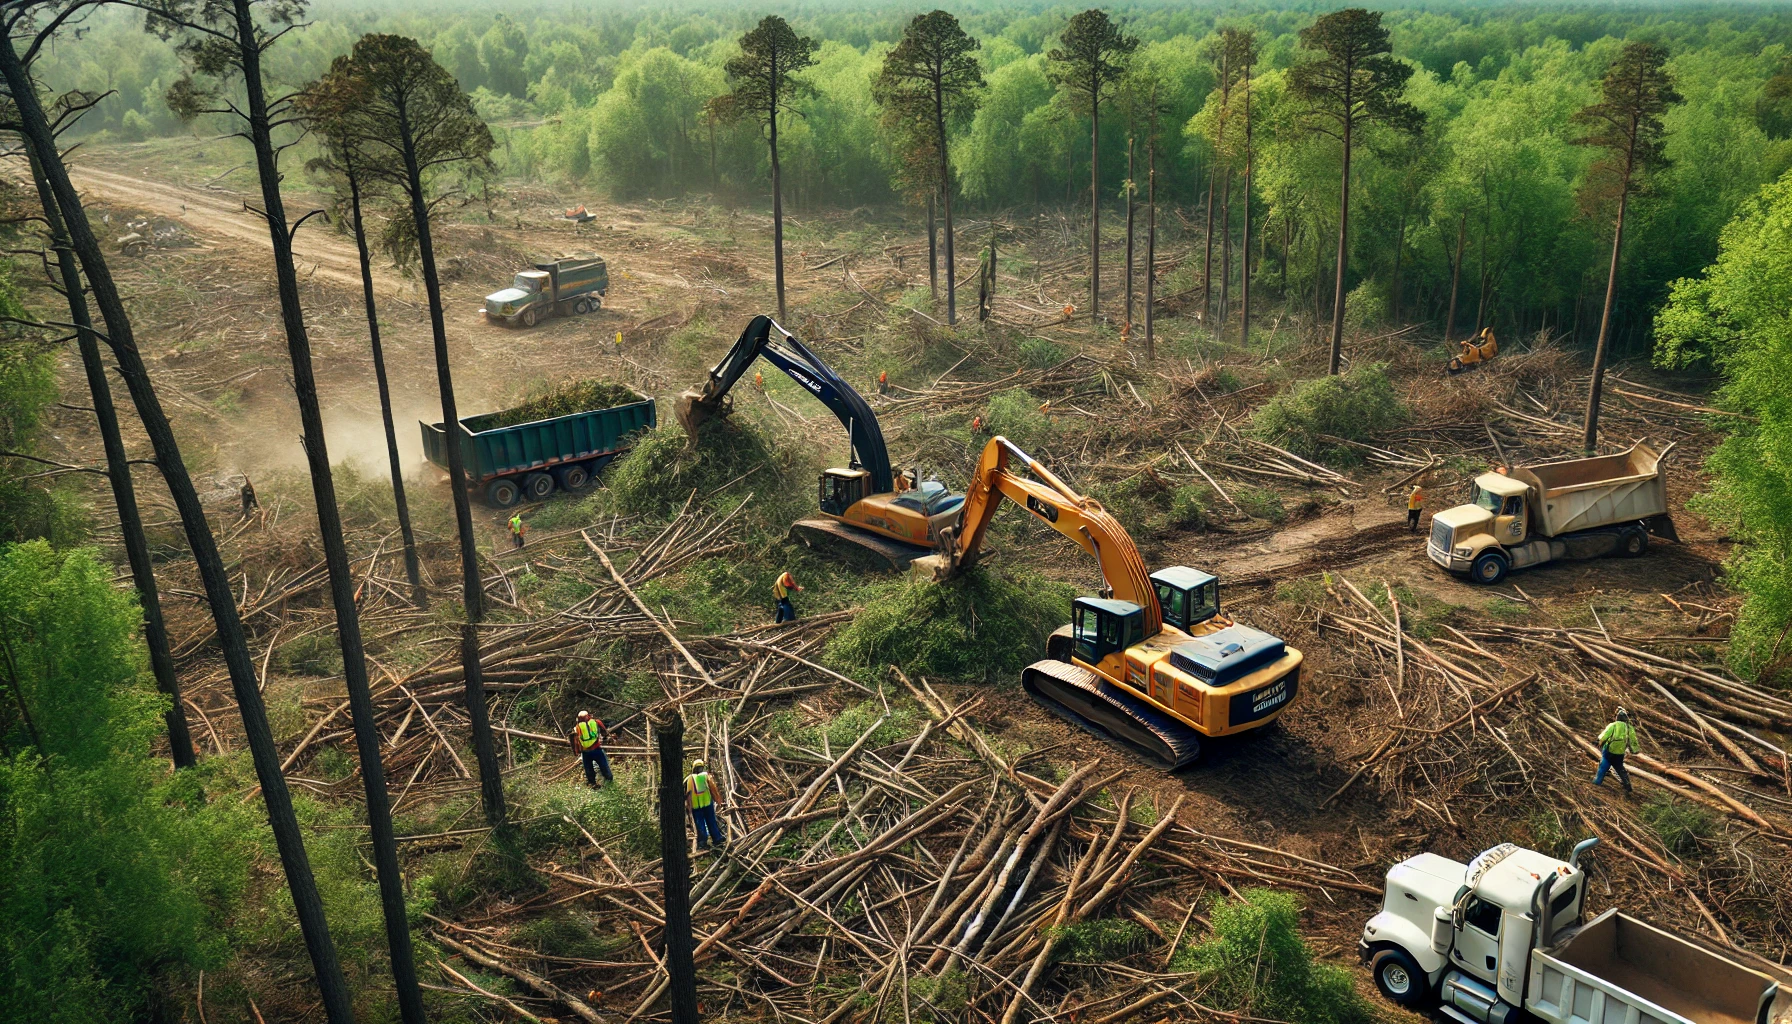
left=1048, top=9, right=1137, bottom=323
left=1574, top=41, right=1680, bottom=453
left=713, top=16, right=818, bottom=324
left=1287, top=8, right=1423, bottom=374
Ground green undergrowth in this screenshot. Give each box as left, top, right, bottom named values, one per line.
left=1250, top=362, right=1408, bottom=462
left=1640, top=794, right=1716, bottom=857
left=1171, top=889, right=1375, bottom=1024
left=1094, top=474, right=1211, bottom=535
left=603, top=415, right=794, bottom=516
left=825, top=566, right=1075, bottom=684
left=1050, top=918, right=1152, bottom=963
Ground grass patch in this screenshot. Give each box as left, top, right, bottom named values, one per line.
left=1485, top=597, right=1528, bottom=620
left=1094, top=474, right=1211, bottom=535
left=1019, top=337, right=1067, bottom=369
left=1249, top=363, right=1408, bottom=461
left=1640, top=794, right=1715, bottom=857
left=1051, top=918, right=1151, bottom=963
left=1172, top=889, right=1374, bottom=1024
left=1237, top=486, right=1286, bottom=523
left=983, top=388, right=1054, bottom=451
left=826, top=566, right=1075, bottom=684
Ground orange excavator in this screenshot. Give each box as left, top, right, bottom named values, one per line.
left=1447, top=327, right=1498, bottom=374
left=917, top=436, right=1303, bottom=768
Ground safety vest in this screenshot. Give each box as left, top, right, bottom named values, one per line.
left=509, top=514, right=523, bottom=535
left=686, top=772, right=713, bottom=809
left=576, top=719, right=603, bottom=750
left=1599, top=721, right=1635, bottom=755
left=774, top=573, right=795, bottom=600
left=1409, top=488, right=1425, bottom=511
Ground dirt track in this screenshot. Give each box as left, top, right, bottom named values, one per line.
left=70, top=164, right=406, bottom=295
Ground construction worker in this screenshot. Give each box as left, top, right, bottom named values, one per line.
left=509, top=512, right=527, bottom=549
left=878, top=370, right=889, bottom=395
left=1593, top=708, right=1636, bottom=793
left=614, top=331, right=624, bottom=360
left=971, top=414, right=983, bottom=434
left=1407, top=484, right=1425, bottom=533
left=753, top=370, right=765, bottom=391
left=569, top=710, right=612, bottom=788
left=1062, top=301, right=1076, bottom=319
left=685, top=759, right=725, bottom=851
left=773, top=570, right=802, bottom=623
left=239, top=475, right=259, bottom=519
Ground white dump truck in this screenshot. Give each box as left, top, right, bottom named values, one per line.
left=1361, top=839, right=1789, bottom=1024
left=1427, top=443, right=1678, bottom=584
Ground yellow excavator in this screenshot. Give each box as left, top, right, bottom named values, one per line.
left=677, top=315, right=965, bottom=567
left=917, top=436, right=1303, bottom=768
left=1447, top=327, right=1498, bottom=375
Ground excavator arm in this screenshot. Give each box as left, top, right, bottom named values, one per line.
left=677, top=315, right=894, bottom=493
left=935, top=436, right=1161, bottom=636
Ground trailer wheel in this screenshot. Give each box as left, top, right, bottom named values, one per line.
left=521, top=307, right=538, bottom=328
left=573, top=298, right=590, bottom=315
left=555, top=463, right=591, bottom=491
left=486, top=478, right=521, bottom=508
left=522, top=472, right=555, bottom=501
left=1470, top=551, right=1510, bottom=585
left=1619, top=527, right=1648, bottom=557
left=1371, top=949, right=1428, bottom=1007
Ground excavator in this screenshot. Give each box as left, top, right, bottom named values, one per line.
left=676, top=315, right=965, bottom=567
left=917, top=436, right=1303, bottom=768
left=1446, top=327, right=1498, bottom=374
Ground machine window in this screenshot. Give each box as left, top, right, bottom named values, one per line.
left=1099, top=612, right=1122, bottom=648
left=1157, top=584, right=1187, bottom=626
left=1503, top=496, right=1523, bottom=516
left=1191, top=582, right=1219, bottom=621
left=1474, top=487, right=1502, bottom=513
left=1549, top=884, right=1578, bottom=920
left=1464, top=897, right=1501, bottom=937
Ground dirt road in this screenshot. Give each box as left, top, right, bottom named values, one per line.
left=69, top=165, right=406, bottom=295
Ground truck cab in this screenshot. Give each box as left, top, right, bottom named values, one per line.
left=1429, top=473, right=1533, bottom=582
left=1361, top=842, right=1588, bottom=1020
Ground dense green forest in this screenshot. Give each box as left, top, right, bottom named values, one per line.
left=44, top=1, right=1792, bottom=352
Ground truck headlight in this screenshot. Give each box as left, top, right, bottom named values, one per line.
left=1454, top=546, right=1471, bottom=556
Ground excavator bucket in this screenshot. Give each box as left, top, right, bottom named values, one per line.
left=674, top=389, right=731, bottom=442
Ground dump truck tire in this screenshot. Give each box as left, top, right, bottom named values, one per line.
left=521, top=307, right=538, bottom=328
left=522, top=472, right=555, bottom=501
left=1619, top=527, right=1648, bottom=557
left=486, top=478, right=521, bottom=507
left=1371, top=949, right=1427, bottom=1007
left=1470, top=551, right=1509, bottom=585
left=554, top=463, right=591, bottom=491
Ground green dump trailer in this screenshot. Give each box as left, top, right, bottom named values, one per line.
left=422, top=391, right=655, bottom=507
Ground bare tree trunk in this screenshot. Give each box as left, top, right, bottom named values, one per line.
left=25, top=142, right=194, bottom=770
left=229, top=2, right=423, bottom=1017
left=1201, top=165, right=1215, bottom=323
left=1124, top=137, right=1134, bottom=330
left=1444, top=212, right=1466, bottom=345
left=657, top=714, right=700, bottom=1024
left=936, top=79, right=956, bottom=326
left=1240, top=67, right=1253, bottom=353
left=0, top=32, right=356, bottom=1024
left=395, top=106, right=508, bottom=837
left=1390, top=196, right=1406, bottom=323
left=927, top=191, right=938, bottom=300
left=770, top=78, right=788, bottom=323
left=1145, top=162, right=1155, bottom=360
left=1327, top=112, right=1353, bottom=375
left=1584, top=181, right=1632, bottom=453
left=1088, top=70, right=1101, bottom=321
left=344, top=160, right=425, bottom=608
left=1219, top=168, right=1232, bottom=336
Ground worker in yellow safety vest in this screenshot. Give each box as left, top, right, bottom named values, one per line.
left=684, top=759, right=725, bottom=850
left=773, top=570, right=803, bottom=624
left=1407, top=485, right=1425, bottom=533
left=509, top=512, right=527, bottom=549
left=1593, top=708, right=1635, bottom=793
left=568, top=710, right=612, bottom=788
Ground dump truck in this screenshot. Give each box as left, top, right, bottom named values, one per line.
left=1361, top=839, right=1790, bottom=1024
left=481, top=254, right=608, bottom=328
left=421, top=390, right=653, bottom=507
left=1427, top=442, right=1677, bottom=584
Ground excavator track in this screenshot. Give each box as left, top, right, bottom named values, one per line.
left=1022, top=659, right=1203, bottom=770
left=788, top=518, right=931, bottom=570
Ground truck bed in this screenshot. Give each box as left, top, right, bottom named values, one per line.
left=1513, top=444, right=1669, bottom=536
left=1528, top=911, right=1781, bottom=1024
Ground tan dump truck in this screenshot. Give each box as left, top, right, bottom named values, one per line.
left=1361, top=839, right=1790, bottom=1024
left=1427, top=443, right=1677, bottom=584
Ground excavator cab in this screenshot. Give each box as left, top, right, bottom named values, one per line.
left=1151, top=567, right=1220, bottom=634
left=1072, top=598, right=1146, bottom=665
left=819, top=468, right=870, bottom=516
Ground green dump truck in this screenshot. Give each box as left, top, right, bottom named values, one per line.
left=481, top=253, right=608, bottom=328
left=421, top=390, right=654, bottom=507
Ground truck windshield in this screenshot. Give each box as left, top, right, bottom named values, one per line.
left=1474, top=486, right=1503, bottom=513
left=513, top=274, right=542, bottom=292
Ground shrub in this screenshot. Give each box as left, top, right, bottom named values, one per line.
left=1052, top=918, right=1151, bottom=963
left=826, top=566, right=1075, bottom=683
left=1343, top=279, right=1387, bottom=333
left=983, top=388, right=1053, bottom=451
left=1249, top=363, right=1408, bottom=459
left=1019, top=336, right=1067, bottom=369
left=0, top=543, right=254, bottom=1021
left=1173, top=889, right=1375, bottom=1024
left=1236, top=486, right=1286, bottom=523
left=1095, top=475, right=1210, bottom=535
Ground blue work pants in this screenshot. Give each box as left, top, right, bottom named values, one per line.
left=582, top=746, right=612, bottom=787
left=690, top=804, right=724, bottom=848
left=775, top=597, right=796, bottom=623
left=1594, top=750, right=1632, bottom=791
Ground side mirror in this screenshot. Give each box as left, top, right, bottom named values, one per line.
left=1431, top=907, right=1453, bottom=956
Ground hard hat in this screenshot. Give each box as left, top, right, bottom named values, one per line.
left=693, top=759, right=707, bottom=770
left=578, top=710, right=591, bottom=720
left=1616, top=707, right=1629, bottom=721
